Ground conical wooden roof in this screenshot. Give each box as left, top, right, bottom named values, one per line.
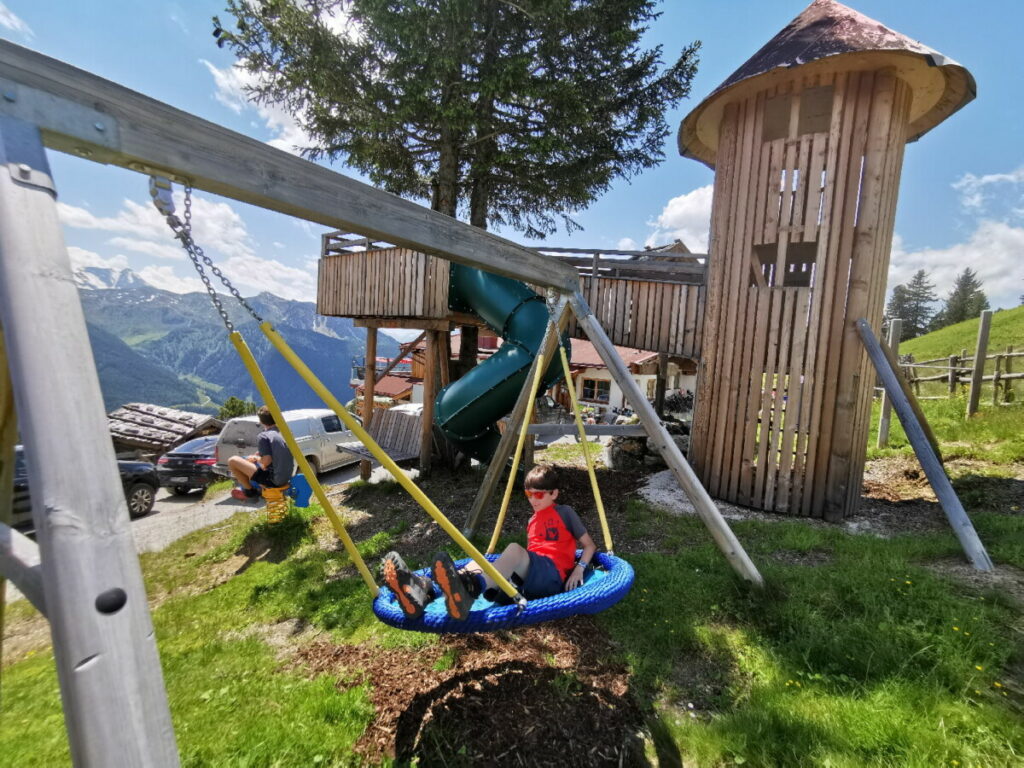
left=679, top=0, right=975, bottom=168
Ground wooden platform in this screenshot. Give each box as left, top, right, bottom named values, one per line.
left=319, top=234, right=708, bottom=357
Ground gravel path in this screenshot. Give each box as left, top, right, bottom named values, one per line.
left=4, top=463, right=369, bottom=603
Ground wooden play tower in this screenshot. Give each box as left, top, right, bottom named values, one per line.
left=682, top=0, right=975, bottom=520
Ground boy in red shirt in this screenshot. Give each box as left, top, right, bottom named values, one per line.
left=382, top=464, right=597, bottom=621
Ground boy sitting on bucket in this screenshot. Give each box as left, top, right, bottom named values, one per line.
left=381, top=464, right=597, bottom=621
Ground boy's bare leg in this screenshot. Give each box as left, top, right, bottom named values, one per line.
left=228, top=455, right=258, bottom=489
left=461, top=542, right=530, bottom=591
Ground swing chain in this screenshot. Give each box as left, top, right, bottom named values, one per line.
left=149, top=176, right=264, bottom=332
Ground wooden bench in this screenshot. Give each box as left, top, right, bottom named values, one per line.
left=336, top=407, right=422, bottom=463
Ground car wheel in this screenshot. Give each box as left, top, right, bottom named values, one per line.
left=304, top=456, right=320, bottom=475
left=171, top=486, right=193, bottom=496
left=127, top=482, right=156, bottom=518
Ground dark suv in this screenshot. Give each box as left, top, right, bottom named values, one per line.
left=156, top=435, right=218, bottom=495
left=12, top=445, right=160, bottom=528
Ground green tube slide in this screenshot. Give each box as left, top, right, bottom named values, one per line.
left=434, top=264, right=569, bottom=462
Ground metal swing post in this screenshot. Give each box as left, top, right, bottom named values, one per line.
left=0, top=115, right=179, bottom=765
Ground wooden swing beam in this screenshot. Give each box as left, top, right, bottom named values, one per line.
left=0, top=40, right=577, bottom=293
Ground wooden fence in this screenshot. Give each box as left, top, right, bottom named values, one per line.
left=878, top=310, right=1021, bottom=447
left=902, top=348, right=1021, bottom=403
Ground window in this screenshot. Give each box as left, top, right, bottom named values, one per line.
left=581, top=378, right=610, bottom=404
left=750, top=241, right=818, bottom=288
left=321, top=415, right=343, bottom=433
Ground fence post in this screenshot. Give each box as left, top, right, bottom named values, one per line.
left=948, top=354, right=959, bottom=395
left=877, top=318, right=901, bottom=447
left=992, top=354, right=1003, bottom=406
left=1005, top=346, right=1015, bottom=403
left=966, top=310, right=992, bottom=417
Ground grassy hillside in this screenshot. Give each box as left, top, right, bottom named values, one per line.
left=901, top=305, right=1024, bottom=362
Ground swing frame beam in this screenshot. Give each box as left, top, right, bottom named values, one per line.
left=0, top=39, right=762, bottom=768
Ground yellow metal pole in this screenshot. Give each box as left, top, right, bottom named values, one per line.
left=487, top=349, right=546, bottom=554
left=230, top=332, right=379, bottom=596
left=258, top=323, right=524, bottom=604
left=559, top=343, right=613, bottom=553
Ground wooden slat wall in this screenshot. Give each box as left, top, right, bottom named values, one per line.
left=691, top=68, right=912, bottom=518
left=567, top=275, right=705, bottom=358
left=317, top=247, right=452, bottom=319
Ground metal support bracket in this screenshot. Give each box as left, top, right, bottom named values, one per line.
left=0, top=114, right=55, bottom=194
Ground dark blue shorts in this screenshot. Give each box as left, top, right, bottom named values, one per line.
left=252, top=467, right=281, bottom=488
left=521, top=551, right=565, bottom=599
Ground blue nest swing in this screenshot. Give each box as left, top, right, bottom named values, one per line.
left=372, top=550, right=635, bottom=634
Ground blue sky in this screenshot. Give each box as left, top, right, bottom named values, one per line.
left=2, top=1, right=1022, bottom=318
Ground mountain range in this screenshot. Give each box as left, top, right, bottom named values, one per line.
left=76, top=266, right=400, bottom=414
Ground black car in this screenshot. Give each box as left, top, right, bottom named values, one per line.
left=12, top=445, right=159, bottom=527
left=156, top=435, right=219, bottom=495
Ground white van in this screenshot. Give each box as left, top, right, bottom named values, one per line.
left=213, top=408, right=362, bottom=478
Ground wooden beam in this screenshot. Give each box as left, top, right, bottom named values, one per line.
left=0, top=40, right=579, bottom=292
left=354, top=318, right=448, bottom=331
left=360, top=328, right=377, bottom=481
left=570, top=291, right=764, bottom=587
left=967, top=310, right=992, bottom=417
left=0, top=522, right=46, bottom=616
left=374, top=333, right=425, bottom=380
left=878, top=331, right=943, bottom=461
left=528, top=423, right=648, bottom=437
left=654, top=352, right=668, bottom=416
left=0, top=114, right=179, bottom=764
left=857, top=319, right=992, bottom=571
left=876, top=318, right=901, bottom=448
left=419, top=331, right=438, bottom=475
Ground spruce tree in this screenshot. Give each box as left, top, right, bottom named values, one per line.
left=213, top=0, right=699, bottom=235
left=884, top=269, right=936, bottom=340
left=931, top=267, right=990, bottom=329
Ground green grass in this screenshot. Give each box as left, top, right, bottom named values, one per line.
left=3, top=435, right=1022, bottom=765
left=599, top=507, right=1024, bottom=768
left=867, top=394, right=1024, bottom=463
left=901, top=305, right=1024, bottom=364
left=538, top=437, right=605, bottom=465
left=204, top=478, right=234, bottom=500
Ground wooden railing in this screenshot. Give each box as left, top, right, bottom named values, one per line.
left=319, top=233, right=708, bottom=356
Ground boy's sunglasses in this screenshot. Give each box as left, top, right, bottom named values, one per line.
left=523, top=489, right=550, bottom=499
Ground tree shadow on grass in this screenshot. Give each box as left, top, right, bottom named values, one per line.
left=232, top=511, right=313, bottom=576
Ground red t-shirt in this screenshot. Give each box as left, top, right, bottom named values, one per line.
left=526, top=504, right=587, bottom=579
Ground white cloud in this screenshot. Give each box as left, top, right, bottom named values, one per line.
left=645, top=185, right=713, bottom=252
left=58, top=199, right=168, bottom=240
left=201, top=60, right=312, bottom=155
left=888, top=220, right=1024, bottom=311
left=66, top=246, right=128, bottom=273
left=108, top=237, right=184, bottom=261
left=952, top=166, right=1024, bottom=214
left=59, top=191, right=256, bottom=263
left=617, top=237, right=640, bottom=251
left=219, top=254, right=317, bottom=302
left=0, top=3, right=33, bottom=39
left=320, top=5, right=363, bottom=42
left=136, top=265, right=205, bottom=294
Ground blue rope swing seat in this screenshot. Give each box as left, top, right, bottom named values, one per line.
left=373, top=550, right=635, bottom=634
